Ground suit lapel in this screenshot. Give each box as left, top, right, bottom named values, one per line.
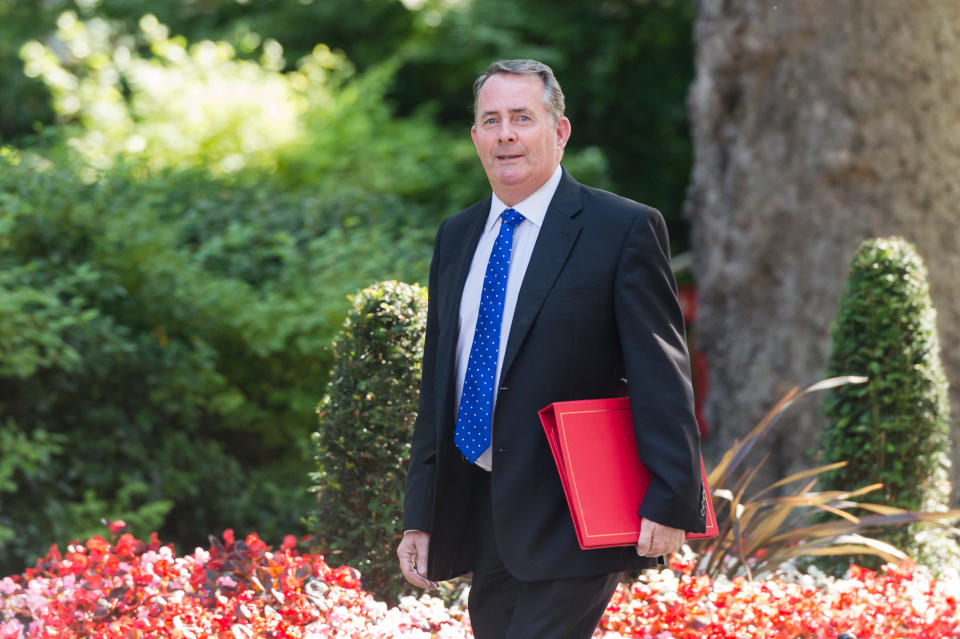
left=440, top=199, right=489, bottom=329
left=500, top=170, right=584, bottom=382
left=434, top=198, right=489, bottom=432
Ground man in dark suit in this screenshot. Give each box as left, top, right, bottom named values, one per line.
left=397, top=59, right=705, bottom=639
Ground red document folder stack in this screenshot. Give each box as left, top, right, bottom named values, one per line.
left=539, top=397, right=718, bottom=549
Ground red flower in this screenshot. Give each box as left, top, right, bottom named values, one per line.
left=114, top=533, right=138, bottom=558
left=107, top=520, right=127, bottom=534
left=244, top=532, right=267, bottom=556
left=85, top=536, right=110, bottom=553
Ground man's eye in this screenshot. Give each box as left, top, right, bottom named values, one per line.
left=518, top=115, right=530, bottom=121
left=484, top=118, right=497, bottom=126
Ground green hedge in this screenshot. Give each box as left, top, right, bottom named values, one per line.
left=309, top=281, right=426, bottom=602
left=819, top=237, right=953, bottom=566
left=0, top=152, right=433, bottom=572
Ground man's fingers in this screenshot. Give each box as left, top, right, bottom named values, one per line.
left=400, top=552, right=436, bottom=589
left=404, top=563, right=437, bottom=589
left=636, top=520, right=685, bottom=557
left=397, top=532, right=438, bottom=589
left=636, top=523, right=654, bottom=556
left=416, top=541, right=428, bottom=577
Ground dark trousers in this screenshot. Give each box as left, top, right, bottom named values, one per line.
left=466, top=468, right=621, bottom=639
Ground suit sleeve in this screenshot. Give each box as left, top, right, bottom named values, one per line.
left=402, top=221, right=444, bottom=533
left=614, top=209, right=706, bottom=533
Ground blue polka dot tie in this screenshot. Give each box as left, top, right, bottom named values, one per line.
left=455, top=208, right=526, bottom=462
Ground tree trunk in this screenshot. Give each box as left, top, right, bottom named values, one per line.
left=687, top=0, right=960, bottom=500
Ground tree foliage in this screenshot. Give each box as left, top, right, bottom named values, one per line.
left=309, top=281, right=427, bottom=602
left=0, top=0, right=694, bottom=241
left=0, top=145, right=433, bottom=571
left=15, top=11, right=486, bottom=209
left=819, top=237, right=954, bottom=566
left=0, top=0, right=417, bottom=142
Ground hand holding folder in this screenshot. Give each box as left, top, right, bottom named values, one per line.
left=539, top=397, right=718, bottom=550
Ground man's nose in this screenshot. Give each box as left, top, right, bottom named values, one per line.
left=497, top=122, right=517, bottom=143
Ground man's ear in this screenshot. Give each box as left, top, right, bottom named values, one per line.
left=471, top=124, right=479, bottom=151
left=556, top=117, right=572, bottom=150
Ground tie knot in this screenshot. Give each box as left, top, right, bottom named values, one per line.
left=501, top=208, right=525, bottom=228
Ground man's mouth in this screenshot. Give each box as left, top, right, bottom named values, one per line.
left=496, top=153, right=523, bottom=161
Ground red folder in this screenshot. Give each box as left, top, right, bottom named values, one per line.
left=539, top=397, right=718, bottom=549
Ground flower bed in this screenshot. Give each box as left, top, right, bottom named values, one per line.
left=0, top=526, right=469, bottom=638
left=598, top=550, right=960, bottom=638
left=1, top=526, right=958, bottom=638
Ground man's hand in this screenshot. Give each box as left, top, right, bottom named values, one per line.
left=636, top=519, right=685, bottom=558
left=397, top=531, right=439, bottom=589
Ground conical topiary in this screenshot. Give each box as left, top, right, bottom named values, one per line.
left=819, top=237, right=953, bottom=568
left=308, top=280, right=427, bottom=601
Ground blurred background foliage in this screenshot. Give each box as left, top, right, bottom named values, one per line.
left=0, top=0, right=694, bottom=572
left=1, top=0, right=692, bottom=229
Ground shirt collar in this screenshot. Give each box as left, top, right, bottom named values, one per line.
left=486, top=165, right=563, bottom=232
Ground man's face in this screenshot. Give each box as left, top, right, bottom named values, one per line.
left=471, top=73, right=571, bottom=206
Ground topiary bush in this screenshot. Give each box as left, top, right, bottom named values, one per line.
left=819, top=237, right=955, bottom=568
left=309, top=280, right=426, bottom=602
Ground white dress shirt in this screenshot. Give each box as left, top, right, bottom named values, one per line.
left=455, top=165, right=563, bottom=470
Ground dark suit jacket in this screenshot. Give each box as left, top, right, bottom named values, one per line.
left=403, top=169, right=706, bottom=582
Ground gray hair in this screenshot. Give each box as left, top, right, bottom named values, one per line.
left=473, top=59, right=566, bottom=125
